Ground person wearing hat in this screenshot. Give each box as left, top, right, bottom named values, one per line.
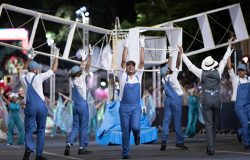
left=118, top=34, right=145, bottom=159
left=64, top=45, right=94, bottom=156
left=0, top=92, right=25, bottom=145
left=227, top=53, right=250, bottom=149
left=160, top=46, right=188, bottom=151
left=179, top=38, right=233, bottom=155
left=21, top=47, right=59, bottom=160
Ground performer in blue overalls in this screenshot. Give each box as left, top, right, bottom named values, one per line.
left=227, top=55, right=250, bottom=149
left=118, top=34, right=145, bottom=159
left=21, top=47, right=59, bottom=160
left=64, top=45, right=93, bottom=156
left=160, top=46, right=188, bottom=151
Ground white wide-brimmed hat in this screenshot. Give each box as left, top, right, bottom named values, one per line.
left=201, top=56, right=218, bottom=70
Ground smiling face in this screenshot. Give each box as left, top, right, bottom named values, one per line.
left=126, top=62, right=135, bottom=74
left=237, top=69, right=246, bottom=78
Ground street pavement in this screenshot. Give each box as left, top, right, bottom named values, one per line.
left=0, top=132, right=250, bottom=160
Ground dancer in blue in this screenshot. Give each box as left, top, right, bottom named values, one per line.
left=227, top=51, right=250, bottom=149
left=118, top=34, right=145, bottom=159
left=21, top=47, right=59, bottom=160
left=0, top=92, right=25, bottom=145
left=64, top=45, right=93, bottom=156
left=180, top=86, right=202, bottom=138
left=160, top=46, right=188, bottom=151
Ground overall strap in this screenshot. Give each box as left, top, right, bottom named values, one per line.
left=239, top=78, right=241, bottom=85
left=30, top=75, right=36, bottom=85
left=126, top=76, right=129, bottom=82
left=24, top=76, right=29, bottom=85
left=136, top=75, right=139, bottom=81
left=164, top=77, right=167, bottom=84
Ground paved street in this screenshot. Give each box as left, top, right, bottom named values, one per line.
left=1, top=132, right=250, bottom=160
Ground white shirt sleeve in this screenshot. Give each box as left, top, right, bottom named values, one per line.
left=217, top=47, right=232, bottom=76
left=182, top=54, right=202, bottom=79
left=118, top=68, right=126, bottom=79
left=136, top=67, right=144, bottom=80
left=171, top=68, right=179, bottom=80
left=37, top=70, right=54, bottom=82
left=228, top=69, right=236, bottom=81
left=162, top=77, right=166, bottom=86
left=80, top=71, right=88, bottom=82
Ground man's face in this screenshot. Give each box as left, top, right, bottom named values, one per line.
left=126, top=62, right=135, bottom=73
left=34, top=68, right=39, bottom=75
left=237, top=69, right=246, bottom=78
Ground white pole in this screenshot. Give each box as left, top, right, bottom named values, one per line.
left=234, top=51, right=237, bottom=75
left=50, top=45, right=53, bottom=102
left=153, top=66, right=156, bottom=107
left=157, top=65, right=161, bottom=108
left=52, top=43, right=56, bottom=103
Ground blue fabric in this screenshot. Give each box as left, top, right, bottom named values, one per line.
left=119, top=75, right=141, bottom=156
left=162, top=77, right=184, bottom=143
left=8, top=102, right=24, bottom=144
left=184, top=96, right=199, bottom=138
left=238, top=128, right=243, bottom=136
left=160, top=63, right=169, bottom=77
left=234, top=78, right=250, bottom=146
left=66, top=84, right=89, bottom=147
left=24, top=75, right=47, bottom=156
left=28, top=61, right=42, bottom=70
left=95, top=99, right=158, bottom=145
left=237, top=64, right=246, bottom=70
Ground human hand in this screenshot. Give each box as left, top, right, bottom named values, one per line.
left=89, top=44, right=94, bottom=56
left=177, top=44, right=183, bottom=54
left=228, top=37, right=233, bottom=48
left=79, top=49, right=86, bottom=60
left=29, top=47, right=37, bottom=59
left=124, top=34, right=130, bottom=47
left=53, top=46, right=60, bottom=58
left=139, top=35, right=145, bottom=48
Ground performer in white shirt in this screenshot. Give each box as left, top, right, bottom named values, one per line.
left=160, top=47, right=188, bottom=151
left=118, top=34, right=145, bottom=159
left=179, top=38, right=233, bottom=155
left=21, top=47, right=59, bottom=160
left=64, top=45, right=93, bottom=156
left=227, top=53, right=250, bottom=149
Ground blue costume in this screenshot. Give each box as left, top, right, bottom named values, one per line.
left=66, top=84, right=89, bottom=147
left=162, top=77, right=184, bottom=144
left=8, top=102, right=24, bottom=145
left=234, top=78, right=250, bottom=147
left=24, top=75, right=48, bottom=156
left=119, top=75, right=141, bottom=156
left=184, top=95, right=199, bottom=138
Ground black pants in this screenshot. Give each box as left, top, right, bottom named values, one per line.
left=202, top=99, right=221, bottom=151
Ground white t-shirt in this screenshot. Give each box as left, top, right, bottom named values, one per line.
left=228, top=69, right=250, bottom=101
left=20, top=69, right=54, bottom=103
left=118, top=68, right=144, bottom=101
left=72, top=71, right=88, bottom=100
left=162, top=68, right=183, bottom=96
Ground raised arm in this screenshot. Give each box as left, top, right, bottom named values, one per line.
left=227, top=55, right=232, bottom=71
left=58, top=93, right=74, bottom=103
left=176, top=49, right=182, bottom=70
left=217, top=38, right=233, bottom=76
left=84, top=45, right=93, bottom=73
left=51, top=46, right=59, bottom=73
left=177, top=45, right=202, bottom=79
left=121, top=34, right=130, bottom=70
left=45, top=97, right=56, bottom=108
left=0, top=93, right=10, bottom=106
left=168, top=56, right=172, bottom=69
left=20, top=100, right=25, bottom=105
left=197, top=90, right=202, bottom=98
left=180, top=83, right=189, bottom=98
left=138, top=35, right=145, bottom=69
left=23, top=48, right=37, bottom=70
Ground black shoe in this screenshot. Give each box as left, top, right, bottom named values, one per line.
left=206, top=150, right=214, bottom=155
left=123, top=155, right=130, bottom=159
left=236, top=130, right=242, bottom=143
left=160, top=141, right=166, bottom=151
left=176, top=143, right=188, bottom=149
left=22, top=148, right=32, bottom=160
left=64, top=144, right=70, bottom=156
left=134, top=136, right=140, bottom=145
left=78, top=148, right=92, bottom=155
left=35, top=156, right=47, bottom=160
left=244, top=145, right=250, bottom=149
